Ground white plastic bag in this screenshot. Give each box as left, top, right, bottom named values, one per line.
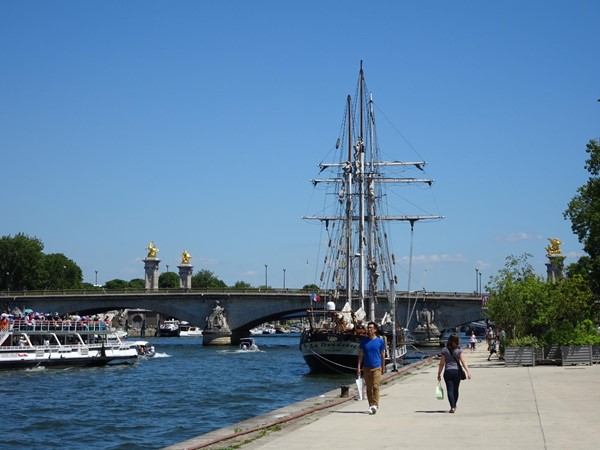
left=356, top=378, right=364, bottom=401
left=435, top=382, right=444, bottom=400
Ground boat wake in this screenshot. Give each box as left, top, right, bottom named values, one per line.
left=149, top=352, right=172, bottom=358
left=216, top=349, right=265, bottom=354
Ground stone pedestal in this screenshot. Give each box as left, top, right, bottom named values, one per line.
left=545, top=254, right=566, bottom=284
left=203, top=301, right=232, bottom=346
left=178, top=265, right=193, bottom=290
left=144, top=258, right=161, bottom=291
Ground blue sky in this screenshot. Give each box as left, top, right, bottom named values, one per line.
left=1, top=1, right=598, bottom=293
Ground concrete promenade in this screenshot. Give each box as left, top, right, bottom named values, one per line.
left=166, top=344, right=600, bottom=450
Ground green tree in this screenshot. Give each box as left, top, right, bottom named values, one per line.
left=129, top=278, right=145, bottom=289
left=303, top=284, right=320, bottom=291
left=232, top=280, right=252, bottom=289
left=564, top=139, right=600, bottom=298
left=0, top=233, right=45, bottom=290
left=42, top=253, right=83, bottom=289
left=159, top=272, right=180, bottom=288
left=547, top=274, right=594, bottom=330
left=192, top=269, right=227, bottom=289
left=104, top=279, right=130, bottom=290
left=486, top=254, right=546, bottom=340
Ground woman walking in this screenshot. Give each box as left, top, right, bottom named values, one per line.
left=437, top=335, right=471, bottom=413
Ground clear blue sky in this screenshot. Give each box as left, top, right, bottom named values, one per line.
left=1, top=1, right=598, bottom=292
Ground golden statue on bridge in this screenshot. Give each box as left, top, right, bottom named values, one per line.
left=181, top=250, right=192, bottom=264
left=146, top=241, right=159, bottom=258
left=545, top=238, right=562, bottom=256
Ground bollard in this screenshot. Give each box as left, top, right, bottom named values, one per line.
left=340, top=385, right=349, bottom=397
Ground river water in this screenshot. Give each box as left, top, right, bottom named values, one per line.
left=1, top=334, right=356, bottom=450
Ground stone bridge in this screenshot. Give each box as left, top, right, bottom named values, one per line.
left=1, top=289, right=487, bottom=343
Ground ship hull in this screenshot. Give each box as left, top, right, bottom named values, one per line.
left=299, top=330, right=361, bottom=373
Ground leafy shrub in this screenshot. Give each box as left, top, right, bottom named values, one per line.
left=507, top=335, right=540, bottom=347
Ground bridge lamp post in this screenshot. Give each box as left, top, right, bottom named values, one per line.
left=95, top=270, right=98, bottom=287
left=265, top=265, right=268, bottom=290
left=479, top=271, right=482, bottom=295
left=475, top=268, right=479, bottom=294
left=166, top=265, right=169, bottom=273
left=283, top=268, right=286, bottom=290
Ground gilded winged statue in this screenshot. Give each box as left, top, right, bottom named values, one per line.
left=181, top=250, right=192, bottom=264
left=146, top=242, right=159, bottom=258
left=545, top=238, right=562, bottom=255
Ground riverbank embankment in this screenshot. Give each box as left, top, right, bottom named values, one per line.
left=165, top=344, right=600, bottom=450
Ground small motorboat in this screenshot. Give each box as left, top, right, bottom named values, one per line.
left=239, top=337, right=259, bottom=351
left=134, top=341, right=156, bottom=357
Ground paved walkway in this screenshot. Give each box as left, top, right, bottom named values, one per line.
left=165, top=344, right=600, bottom=450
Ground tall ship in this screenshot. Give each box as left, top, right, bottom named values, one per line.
left=300, top=62, right=442, bottom=373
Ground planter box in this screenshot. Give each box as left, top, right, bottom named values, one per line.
left=504, top=346, right=536, bottom=367
left=593, top=345, right=600, bottom=364
left=536, top=344, right=561, bottom=365
left=560, top=345, right=593, bottom=366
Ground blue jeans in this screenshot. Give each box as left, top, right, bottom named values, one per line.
left=443, top=369, right=461, bottom=408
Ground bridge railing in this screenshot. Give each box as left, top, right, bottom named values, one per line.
left=1, top=287, right=486, bottom=300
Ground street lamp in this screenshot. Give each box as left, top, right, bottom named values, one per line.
left=95, top=270, right=98, bottom=287
left=475, top=268, right=479, bottom=293
left=283, top=268, right=286, bottom=289
left=265, top=264, right=269, bottom=289
left=479, top=271, right=482, bottom=295
left=166, top=264, right=169, bottom=273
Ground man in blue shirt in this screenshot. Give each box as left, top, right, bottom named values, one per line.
left=357, top=321, right=386, bottom=415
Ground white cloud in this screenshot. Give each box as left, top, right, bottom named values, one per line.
left=401, top=254, right=467, bottom=263
left=494, top=232, right=542, bottom=242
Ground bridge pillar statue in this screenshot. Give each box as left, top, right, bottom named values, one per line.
left=203, top=300, right=232, bottom=345
left=545, top=237, right=565, bottom=284
left=144, top=258, right=161, bottom=291
left=178, top=265, right=193, bottom=290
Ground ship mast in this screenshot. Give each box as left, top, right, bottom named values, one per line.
left=345, top=94, right=353, bottom=305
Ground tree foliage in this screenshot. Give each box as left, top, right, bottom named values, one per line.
left=129, top=278, right=145, bottom=289
left=191, top=269, right=227, bottom=289
left=104, top=279, right=130, bottom=290
left=486, top=254, right=546, bottom=340
left=232, top=280, right=252, bottom=289
left=487, top=253, right=596, bottom=345
left=159, top=272, right=180, bottom=288
left=0, top=234, right=82, bottom=290
left=42, top=253, right=83, bottom=289
left=564, top=139, right=600, bottom=298
left=0, top=233, right=45, bottom=290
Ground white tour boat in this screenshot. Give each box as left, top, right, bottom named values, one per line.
left=0, top=318, right=142, bottom=370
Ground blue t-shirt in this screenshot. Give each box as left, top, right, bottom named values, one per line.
left=360, top=336, right=386, bottom=368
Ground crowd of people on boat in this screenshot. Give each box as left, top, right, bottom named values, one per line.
left=1, top=309, right=112, bottom=332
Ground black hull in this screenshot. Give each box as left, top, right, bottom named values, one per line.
left=0, top=355, right=137, bottom=370
left=158, top=329, right=180, bottom=337
left=299, top=330, right=361, bottom=374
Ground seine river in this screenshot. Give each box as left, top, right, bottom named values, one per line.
left=2, top=334, right=354, bottom=450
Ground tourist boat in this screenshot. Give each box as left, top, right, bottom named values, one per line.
left=299, top=62, right=442, bottom=373
left=158, top=319, right=180, bottom=337
left=0, top=318, right=141, bottom=370
left=179, top=321, right=203, bottom=337
left=239, top=337, right=259, bottom=351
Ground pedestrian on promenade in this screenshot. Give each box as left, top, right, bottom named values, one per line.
left=486, top=326, right=494, bottom=351
left=487, top=338, right=498, bottom=361
left=437, top=335, right=471, bottom=413
left=497, top=327, right=506, bottom=360
left=357, top=321, right=386, bottom=415
left=469, top=330, right=477, bottom=352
